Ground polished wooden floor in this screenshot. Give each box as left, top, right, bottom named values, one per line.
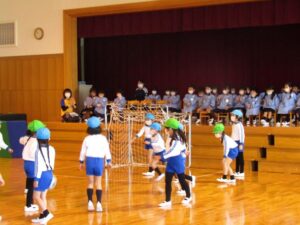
left=1, top=159, right=300, bottom=225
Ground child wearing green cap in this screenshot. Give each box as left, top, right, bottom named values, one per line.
left=19, top=120, right=45, bottom=212
left=213, top=123, right=239, bottom=183
left=159, top=118, right=191, bottom=208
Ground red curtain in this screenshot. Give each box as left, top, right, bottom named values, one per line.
left=83, top=25, right=300, bottom=99
left=78, top=0, right=300, bottom=38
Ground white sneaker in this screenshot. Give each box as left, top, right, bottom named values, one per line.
left=176, top=190, right=186, bottom=196
left=191, top=176, right=196, bottom=188
left=227, top=179, right=236, bottom=183
left=155, top=173, right=165, bottom=182
left=246, top=121, right=250, bottom=126
left=263, top=122, right=270, bottom=127
left=234, top=172, right=240, bottom=177
left=31, top=217, right=43, bottom=223
left=253, top=120, right=257, bottom=126
left=235, top=173, right=245, bottom=177
left=276, top=122, right=281, bottom=127
left=216, top=177, right=228, bottom=183
left=88, top=201, right=95, bottom=211
left=142, top=171, right=155, bottom=176
left=208, top=118, right=214, bottom=126
left=24, top=189, right=28, bottom=194
left=24, top=205, right=39, bottom=212
left=282, top=122, right=290, bottom=127
left=260, top=119, right=266, bottom=125
left=158, top=201, right=172, bottom=208
left=96, top=202, right=103, bottom=212
left=40, top=213, right=54, bottom=224
left=181, top=197, right=192, bottom=205
left=195, top=119, right=201, bottom=124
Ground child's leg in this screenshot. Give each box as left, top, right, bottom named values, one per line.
left=240, top=152, right=244, bottom=173
left=95, top=176, right=102, bottom=203
left=177, top=173, right=191, bottom=198
left=165, top=172, right=174, bottom=202
left=184, top=174, right=192, bottom=182
left=33, top=191, right=46, bottom=218
left=152, top=157, right=162, bottom=175
left=26, top=178, right=34, bottom=207
left=148, top=149, right=154, bottom=172
left=87, top=176, right=94, bottom=202
left=235, top=154, right=240, bottom=173
left=225, top=158, right=235, bottom=180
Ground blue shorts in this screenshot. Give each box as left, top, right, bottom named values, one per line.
left=86, top=157, right=104, bottom=176
left=225, top=147, right=239, bottom=160
left=235, top=141, right=244, bottom=152
left=166, top=155, right=185, bottom=174
left=154, top=150, right=166, bottom=163
left=24, top=160, right=35, bottom=178
left=35, top=170, right=53, bottom=192
left=144, top=138, right=152, bottom=150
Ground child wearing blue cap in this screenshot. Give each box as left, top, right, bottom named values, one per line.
left=230, top=110, right=245, bottom=178
left=132, top=113, right=156, bottom=176
left=31, top=128, right=55, bottom=224
left=79, top=117, right=112, bottom=212
left=149, top=122, right=166, bottom=181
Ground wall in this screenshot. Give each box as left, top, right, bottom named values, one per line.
left=0, top=0, right=152, bottom=57
left=0, top=0, right=152, bottom=121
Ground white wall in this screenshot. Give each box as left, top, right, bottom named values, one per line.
left=0, top=0, right=151, bottom=57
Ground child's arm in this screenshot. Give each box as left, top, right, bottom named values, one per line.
left=133, top=127, right=145, bottom=141
left=34, top=151, right=42, bottom=188
left=0, top=133, right=13, bottom=153
left=79, top=138, right=87, bottom=170
left=0, top=173, right=5, bottom=186
left=104, top=138, right=112, bottom=167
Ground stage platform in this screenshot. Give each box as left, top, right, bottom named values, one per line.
left=45, top=122, right=300, bottom=174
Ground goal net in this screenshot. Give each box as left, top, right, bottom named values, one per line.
left=107, top=103, right=192, bottom=168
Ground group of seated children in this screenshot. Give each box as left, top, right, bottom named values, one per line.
left=60, top=81, right=300, bottom=127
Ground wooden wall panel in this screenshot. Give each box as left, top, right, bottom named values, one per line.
left=0, top=54, right=64, bottom=121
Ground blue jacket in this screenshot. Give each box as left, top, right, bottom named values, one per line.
left=245, top=95, right=261, bottom=116
left=262, top=94, right=279, bottom=110
left=183, top=94, right=198, bottom=113
left=94, top=97, right=108, bottom=114
left=233, top=95, right=247, bottom=108
left=199, top=94, right=215, bottom=109
left=168, top=95, right=181, bottom=109
left=216, top=94, right=233, bottom=110
left=278, top=92, right=296, bottom=114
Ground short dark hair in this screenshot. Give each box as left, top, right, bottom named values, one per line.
left=63, top=88, right=72, bottom=98
left=87, top=127, right=101, bottom=135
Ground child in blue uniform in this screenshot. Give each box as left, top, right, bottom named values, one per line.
left=168, top=90, right=181, bottom=113
left=94, top=90, right=108, bottom=120
left=183, top=86, right=198, bottom=118
left=196, top=86, right=216, bottom=125
left=276, top=83, right=297, bottom=127
left=214, top=123, right=238, bottom=183
left=20, top=120, right=45, bottom=212
left=147, top=89, right=161, bottom=103
left=230, top=110, right=245, bottom=178
left=213, top=87, right=233, bottom=123
left=245, top=89, right=261, bottom=126
left=294, top=94, right=300, bottom=125
left=149, top=123, right=166, bottom=181
left=260, top=87, right=279, bottom=127
left=81, top=87, right=97, bottom=120
left=132, top=113, right=155, bottom=176
left=79, top=117, right=112, bottom=212
left=32, top=128, right=55, bottom=224
left=159, top=118, right=191, bottom=208
left=233, top=88, right=247, bottom=115
left=113, top=90, right=126, bottom=112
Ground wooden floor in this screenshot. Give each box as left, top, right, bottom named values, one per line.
left=1, top=158, right=300, bottom=225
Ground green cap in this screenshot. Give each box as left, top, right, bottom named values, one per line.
left=164, top=118, right=180, bottom=130
left=213, top=123, right=225, bottom=134
left=28, top=120, right=46, bottom=132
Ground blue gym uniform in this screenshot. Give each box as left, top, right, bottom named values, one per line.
left=200, top=94, right=216, bottom=110
left=80, top=134, right=112, bottom=176
left=113, top=96, right=126, bottom=111
left=222, top=135, right=239, bottom=160
left=94, top=96, right=108, bottom=115
left=245, top=95, right=261, bottom=117
left=20, top=136, right=38, bottom=178
left=34, top=145, right=56, bottom=192
left=277, top=92, right=297, bottom=114
left=231, top=122, right=245, bottom=152
left=216, top=94, right=233, bottom=110
left=262, top=93, right=279, bottom=111
left=163, top=138, right=186, bottom=174
left=136, top=124, right=152, bottom=150
left=168, top=95, right=181, bottom=110
left=233, top=95, right=247, bottom=109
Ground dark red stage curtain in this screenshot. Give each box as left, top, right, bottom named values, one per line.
left=78, top=0, right=300, bottom=38
left=83, top=25, right=300, bottom=99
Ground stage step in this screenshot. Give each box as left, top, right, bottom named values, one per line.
left=259, top=161, right=300, bottom=174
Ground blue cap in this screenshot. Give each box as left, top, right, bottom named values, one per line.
left=150, top=122, right=161, bottom=131
left=178, top=123, right=184, bottom=131
left=231, top=110, right=243, bottom=118
left=145, top=113, right=155, bottom=120
left=87, top=117, right=101, bottom=128
left=36, top=128, right=51, bottom=140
